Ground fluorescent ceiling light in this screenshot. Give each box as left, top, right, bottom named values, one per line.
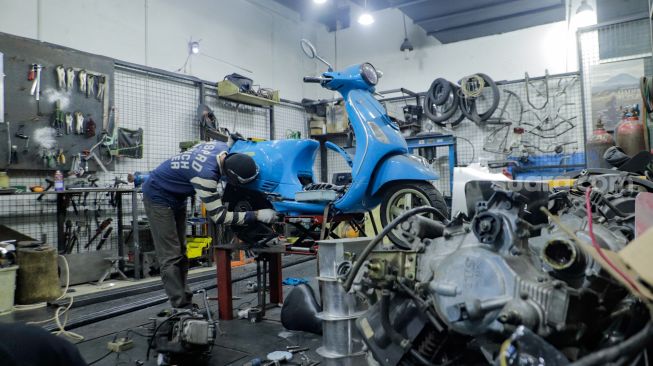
left=313, top=0, right=327, bottom=4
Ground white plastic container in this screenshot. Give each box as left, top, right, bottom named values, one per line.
left=0, top=266, right=18, bottom=314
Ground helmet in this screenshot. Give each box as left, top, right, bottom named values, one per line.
left=223, top=153, right=259, bottom=185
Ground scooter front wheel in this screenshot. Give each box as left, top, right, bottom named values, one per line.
left=380, top=181, right=449, bottom=249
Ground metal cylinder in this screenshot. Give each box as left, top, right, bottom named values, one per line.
left=317, top=239, right=370, bottom=365
left=586, top=119, right=615, bottom=169
left=319, top=277, right=367, bottom=317
left=318, top=313, right=366, bottom=355
left=615, top=116, right=646, bottom=156
left=316, top=348, right=368, bottom=366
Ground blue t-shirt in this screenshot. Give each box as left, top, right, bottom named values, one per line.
left=143, top=141, right=227, bottom=209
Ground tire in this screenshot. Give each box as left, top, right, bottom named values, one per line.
left=222, top=185, right=276, bottom=245
left=423, top=83, right=459, bottom=123
left=380, top=181, right=449, bottom=248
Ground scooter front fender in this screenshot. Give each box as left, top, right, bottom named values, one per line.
left=369, top=154, right=439, bottom=196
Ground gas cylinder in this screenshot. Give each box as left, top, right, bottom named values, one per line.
left=586, top=119, right=615, bottom=169
left=615, top=115, right=646, bottom=157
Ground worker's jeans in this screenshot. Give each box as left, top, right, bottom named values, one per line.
left=143, top=197, right=193, bottom=308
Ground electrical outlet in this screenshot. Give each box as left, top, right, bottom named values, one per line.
left=107, top=338, right=134, bottom=353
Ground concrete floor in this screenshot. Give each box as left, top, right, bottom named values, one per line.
left=5, top=258, right=323, bottom=366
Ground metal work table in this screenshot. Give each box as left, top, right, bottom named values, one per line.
left=213, top=242, right=285, bottom=320
left=1, top=187, right=143, bottom=279
left=405, top=133, right=457, bottom=194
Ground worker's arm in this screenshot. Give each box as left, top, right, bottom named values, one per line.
left=190, top=177, right=254, bottom=225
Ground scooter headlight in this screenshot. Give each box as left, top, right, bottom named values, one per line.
left=360, top=63, right=378, bottom=86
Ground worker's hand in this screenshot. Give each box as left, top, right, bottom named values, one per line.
left=255, top=209, right=281, bottom=224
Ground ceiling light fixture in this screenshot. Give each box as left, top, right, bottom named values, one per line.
left=576, top=0, right=593, bottom=14
left=399, top=14, right=414, bottom=59
left=313, top=0, right=327, bottom=4
left=358, top=0, right=374, bottom=26
left=189, top=40, right=200, bottom=54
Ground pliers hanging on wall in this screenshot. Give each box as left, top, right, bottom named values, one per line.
left=55, top=65, right=65, bottom=90
left=74, top=112, right=84, bottom=135
left=78, top=70, right=87, bottom=93
left=97, top=75, right=106, bottom=101
left=86, top=74, right=95, bottom=98
left=65, top=113, right=73, bottom=135
left=66, top=67, right=75, bottom=91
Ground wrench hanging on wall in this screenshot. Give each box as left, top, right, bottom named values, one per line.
left=66, top=67, right=75, bottom=91
left=86, top=74, right=95, bottom=98
left=55, top=65, right=65, bottom=89
left=78, top=69, right=87, bottom=93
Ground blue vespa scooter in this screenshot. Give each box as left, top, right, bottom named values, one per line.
left=228, top=39, right=447, bottom=245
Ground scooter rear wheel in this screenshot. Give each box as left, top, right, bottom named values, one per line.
left=380, top=181, right=448, bottom=249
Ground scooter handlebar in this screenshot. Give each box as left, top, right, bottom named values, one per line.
left=303, top=76, right=325, bottom=83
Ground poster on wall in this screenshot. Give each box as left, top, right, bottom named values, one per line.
left=590, top=58, right=644, bottom=131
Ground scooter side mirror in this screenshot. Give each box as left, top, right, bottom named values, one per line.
left=300, top=38, right=334, bottom=72
left=300, top=39, right=317, bottom=59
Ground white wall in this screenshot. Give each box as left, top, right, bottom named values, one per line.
left=0, top=0, right=319, bottom=101
left=306, top=2, right=597, bottom=97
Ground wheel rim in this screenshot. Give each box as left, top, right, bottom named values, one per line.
left=385, top=188, right=433, bottom=236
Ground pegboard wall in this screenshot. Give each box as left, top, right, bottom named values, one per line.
left=0, top=32, right=114, bottom=171
left=1, top=57, right=308, bottom=258
left=379, top=71, right=584, bottom=192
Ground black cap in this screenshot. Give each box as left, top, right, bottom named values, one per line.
left=223, top=153, right=259, bottom=185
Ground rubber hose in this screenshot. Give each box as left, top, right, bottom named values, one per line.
left=569, top=322, right=653, bottom=366
left=475, top=73, right=500, bottom=120
left=458, top=73, right=500, bottom=123
left=424, top=81, right=459, bottom=124
left=429, top=78, right=451, bottom=105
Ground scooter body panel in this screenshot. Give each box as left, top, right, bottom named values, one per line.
left=368, top=154, right=440, bottom=196
left=230, top=139, right=318, bottom=200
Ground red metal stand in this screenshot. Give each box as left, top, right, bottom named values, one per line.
left=214, top=247, right=284, bottom=320
left=215, top=247, right=233, bottom=320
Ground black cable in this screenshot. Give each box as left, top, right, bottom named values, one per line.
left=88, top=350, right=113, bottom=365
left=570, top=322, right=653, bottom=366
left=342, top=206, right=445, bottom=292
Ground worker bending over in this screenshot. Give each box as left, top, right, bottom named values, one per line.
left=143, top=140, right=278, bottom=308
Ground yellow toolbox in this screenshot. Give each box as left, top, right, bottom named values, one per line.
left=186, top=237, right=212, bottom=259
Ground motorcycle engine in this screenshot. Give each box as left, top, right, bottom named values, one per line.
left=355, top=176, right=650, bottom=365
left=148, top=306, right=216, bottom=365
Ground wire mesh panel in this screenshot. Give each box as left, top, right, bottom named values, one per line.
left=273, top=103, right=308, bottom=140
left=578, top=17, right=652, bottom=137
left=114, top=67, right=200, bottom=176
left=380, top=71, right=584, bottom=183
left=203, top=86, right=271, bottom=140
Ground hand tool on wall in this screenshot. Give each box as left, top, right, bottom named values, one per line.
left=78, top=69, right=87, bottom=93
left=10, top=145, right=18, bottom=164
left=97, top=75, right=106, bottom=101
left=84, top=217, right=112, bottom=249
left=5, top=122, right=11, bottom=166
left=95, top=226, right=113, bottom=250
left=85, top=117, right=96, bottom=137
left=29, top=64, right=42, bottom=101
left=74, top=112, right=84, bottom=134
left=14, top=127, right=29, bottom=153
left=65, top=112, right=73, bottom=135
left=53, top=100, right=65, bottom=135
left=56, top=148, right=66, bottom=165
left=66, top=67, right=75, bottom=91
left=55, top=65, right=65, bottom=89
left=86, top=74, right=95, bottom=98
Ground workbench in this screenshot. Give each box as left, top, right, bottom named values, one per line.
left=0, top=188, right=144, bottom=279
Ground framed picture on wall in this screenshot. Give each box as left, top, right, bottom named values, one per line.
left=590, top=58, right=644, bottom=131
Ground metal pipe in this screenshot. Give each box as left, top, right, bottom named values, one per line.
left=132, top=189, right=141, bottom=279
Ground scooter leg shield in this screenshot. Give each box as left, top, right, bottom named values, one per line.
left=280, top=284, right=322, bottom=335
